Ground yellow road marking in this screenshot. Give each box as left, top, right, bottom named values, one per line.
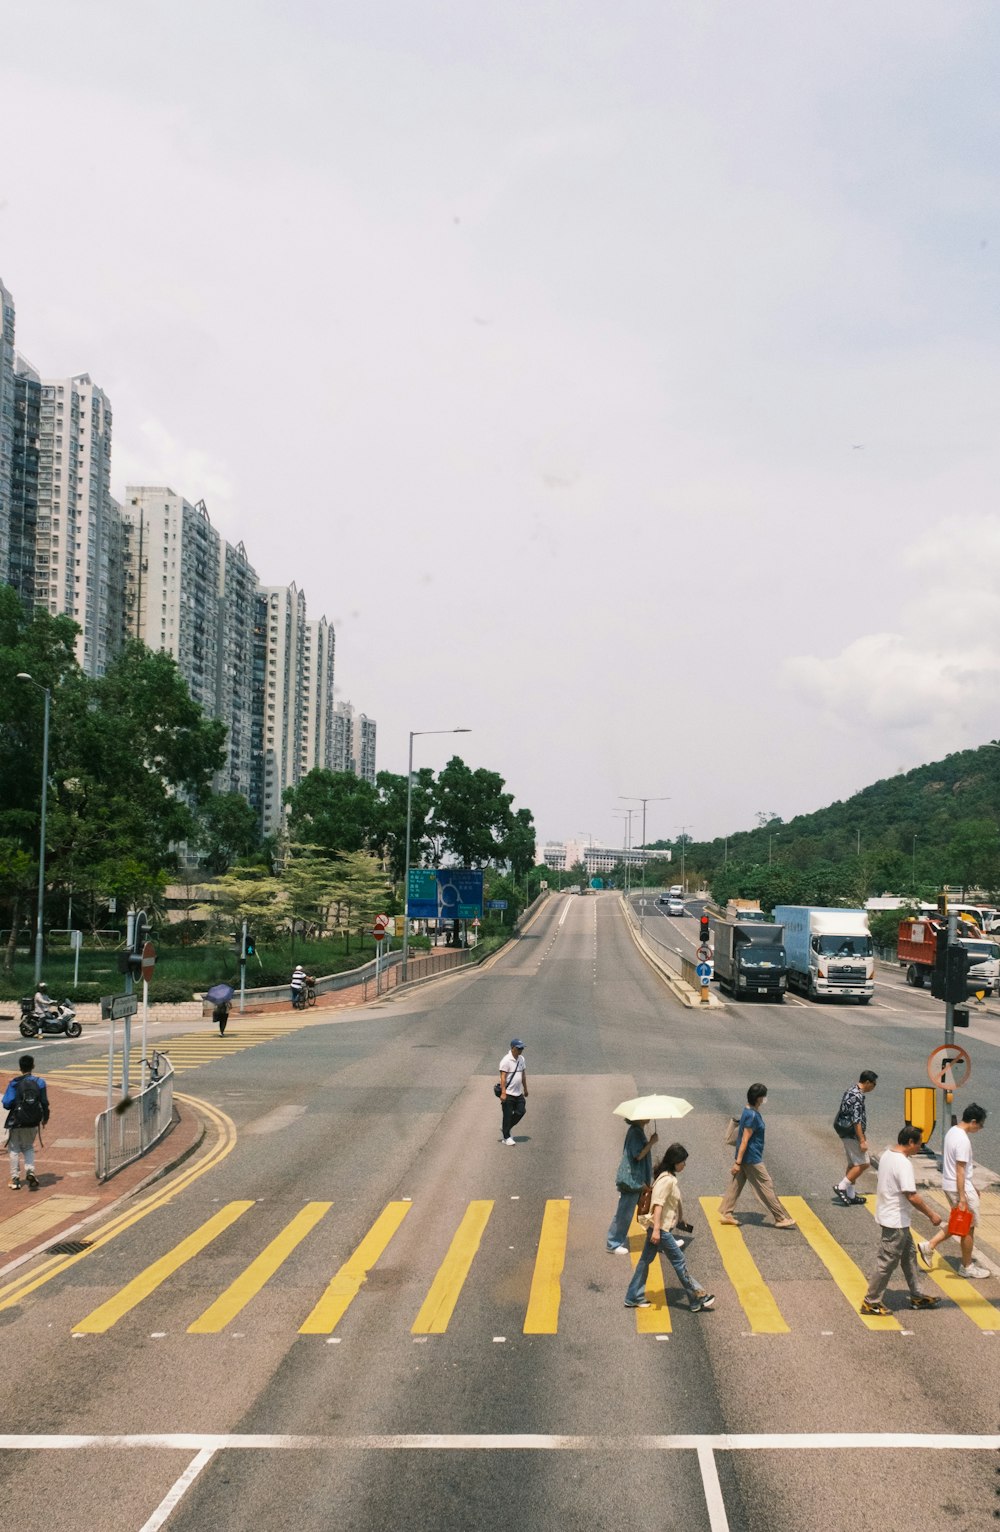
left=781, top=1197, right=900, bottom=1331
left=411, top=1201, right=493, bottom=1335
left=626, top=1218, right=672, bottom=1334
left=861, top=1202, right=1000, bottom=1330
left=523, top=1200, right=570, bottom=1334
left=0, top=1196, right=98, bottom=1253
left=0, top=1094, right=238, bottom=1315
left=700, top=1197, right=790, bottom=1333
left=73, top=1201, right=254, bottom=1334
left=299, top=1202, right=412, bottom=1334
left=189, top=1202, right=332, bottom=1333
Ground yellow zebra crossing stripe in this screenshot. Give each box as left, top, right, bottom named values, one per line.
left=411, top=1201, right=493, bottom=1335
left=700, top=1197, right=790, bottom=1333
left=860, top=1201, right=1000, bottom=1329
left=189, top=1202, right=333, bottom=1334
left=46, top=1019, right=318, bottom=1092
left=73, top=1202, right=254, bottom=1334
left=781, top=1197, right=900, bottom=1331
left=523, top=1200, right=570, bottom=1334
left=299, top=1202, right=412, bottom=1334
left=626, top=1218, right=672, bottom=1333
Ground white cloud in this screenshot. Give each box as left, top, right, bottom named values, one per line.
left=784, top=514, right=1000, bottom=749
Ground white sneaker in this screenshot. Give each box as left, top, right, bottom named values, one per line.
left=503, top=1136, right=516, bottom=1146
left=959, top=1262, right=991, bottom=1280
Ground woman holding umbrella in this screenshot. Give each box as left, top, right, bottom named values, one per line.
left=206, top=983, right=234, bottom=1037
left=606, top=1119, right=658, bottom=1253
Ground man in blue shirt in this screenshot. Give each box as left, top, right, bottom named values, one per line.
left=718, top=1082, right=796, bottom=1229
left=3, top=1054, right=50, bottom=1191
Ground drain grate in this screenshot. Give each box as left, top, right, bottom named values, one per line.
left=45, top=1239, right=92, bottom=1255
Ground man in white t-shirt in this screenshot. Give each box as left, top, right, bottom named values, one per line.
left=861, top=1126, right=943, bottom=1316
left=918, top=1103, right=989, bottom=1279
left=498, top=1039, right=528, bottom=1146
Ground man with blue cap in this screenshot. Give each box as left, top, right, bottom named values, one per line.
left=498, top=1039, right=528, bottom=1145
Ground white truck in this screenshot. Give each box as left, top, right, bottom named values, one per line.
left=771, top=906, right=875, bottom=1004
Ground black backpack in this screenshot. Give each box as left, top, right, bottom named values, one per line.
left=10, top=1075, right=44, bottom=1129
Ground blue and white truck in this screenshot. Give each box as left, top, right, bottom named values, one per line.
left=771, top=906, right=875, bottom=1004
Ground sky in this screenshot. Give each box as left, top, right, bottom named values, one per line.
left=4, top=1, right=1000, bottom=852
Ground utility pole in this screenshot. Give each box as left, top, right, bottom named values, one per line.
left=620, top=794, right=670, bottom=909
left=676, top=825, right=692, bottom=892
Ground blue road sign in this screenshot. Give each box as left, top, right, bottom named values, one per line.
left=407, top=868, right=484, bottom=920
left=486, top=900, right=508, bottom=910
left=696, top=961, right=712, bottom=982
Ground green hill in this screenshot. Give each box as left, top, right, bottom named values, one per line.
left=656, top=744, right=1000, bottom=912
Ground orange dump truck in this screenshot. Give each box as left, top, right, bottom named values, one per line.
left=898, top=918, right=1000, bottom=994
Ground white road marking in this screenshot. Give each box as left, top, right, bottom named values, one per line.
left=558, top=900, right=573, bottom=929
left=138, top=1447, right=215, bottom=1532
left=0, top=1432, right=996, bottom=1451
left=698, top=1445, right=729, bottom=1532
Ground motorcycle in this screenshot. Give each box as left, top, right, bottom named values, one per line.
left=19, top=996, right=83, bottom=1039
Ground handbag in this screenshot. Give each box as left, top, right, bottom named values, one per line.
left=636, top=1184, right=652, bottom=1217
left=494, top=1056, right=523, bottom=1098
left=724, top=1116, right=740, bottom=1147
left=947, top=1204, right=973, bottom=1238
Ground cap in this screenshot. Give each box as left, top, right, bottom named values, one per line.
left=510, top=1038, right=525, bottom=1049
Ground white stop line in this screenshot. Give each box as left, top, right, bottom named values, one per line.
left=1, top=1432, right=997, bottom=1532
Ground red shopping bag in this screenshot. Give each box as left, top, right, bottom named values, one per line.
left=946, top=1205, right=973, bottom=1238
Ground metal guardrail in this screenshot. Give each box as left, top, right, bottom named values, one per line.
left=95, top=1050, right=175, bottom=1182
left=623, top=899, right=684, bottom=976
left=360, top=945, right=478, bottom=999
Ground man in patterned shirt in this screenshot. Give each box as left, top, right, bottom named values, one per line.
left=833, top=1069, right=878, bottom=1205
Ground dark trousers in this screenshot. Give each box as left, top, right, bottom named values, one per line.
left=501, top=1094, right=526, bottom=1138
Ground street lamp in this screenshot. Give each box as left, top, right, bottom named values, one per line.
left=17, top=674, right=51, bottom=985
left=912, top=834, right=918, bottom=892
left=401, top=727, right=470, bottom=980
left=620, top=794, right=670, bottom=901
left=676, top=824, right=692, bottom=892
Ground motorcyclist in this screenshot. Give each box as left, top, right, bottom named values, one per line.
left=33, top=983, right=53, bottom=1020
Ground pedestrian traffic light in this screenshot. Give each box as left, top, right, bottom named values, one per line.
left=699, top=914, right=710, bottom=944
left=245, top=933, right=256, bottom=958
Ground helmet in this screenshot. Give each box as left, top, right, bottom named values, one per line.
left=38, top=981, right=47, bottom=990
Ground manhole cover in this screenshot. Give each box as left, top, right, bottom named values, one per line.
left=45, top=1240, right=92, bottom=1255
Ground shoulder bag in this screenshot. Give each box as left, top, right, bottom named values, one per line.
left=494, top=1056, right=523, bottom=1098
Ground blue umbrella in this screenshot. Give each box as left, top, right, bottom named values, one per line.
left=206, top=982, right=235, bottom=1005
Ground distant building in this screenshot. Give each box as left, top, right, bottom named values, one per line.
left=256, top=582, right=307, bottom=836
left=9, top=354, right=41, bottom=606
left=35, top=373, right=121, bottom=676
left=583, top=845, right=664, bottom=875
left=216, top=538, right=258, bottom=799
left=122, top=488, right=221, bottom=715
left=0, top=280, right=15, bottom=584
left=301, top=616, right=336, bottom=776
left=332, top=699, right=377, bottom=785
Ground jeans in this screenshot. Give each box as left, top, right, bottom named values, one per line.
left=607, top=1187, right=641, bottom=1250
left=501, top=1094, right=526, bottom=1139
left=8, top=1127, right=37, bottom=1177
left=625, top=1228, right=701, bottom=1306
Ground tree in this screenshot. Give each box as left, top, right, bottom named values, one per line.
left=283, top=770, right=378, bottom=855
left=502, top=807, right=536, bottom=878
left=196, top=792, right=262, bottom=875
left=373, top=768, right=434, bottom=880
left=432, top=757, right=515, bottom=867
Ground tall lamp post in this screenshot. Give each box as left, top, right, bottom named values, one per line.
left=620, top=794, right=670, bottom=903
left=401, top=727, right=470, bottom=980
left=17, top=673, right=51, bottom=985
left=675, top=824, right=692, bottom=893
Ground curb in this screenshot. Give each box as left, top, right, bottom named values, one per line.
left=619, top=899, right=724, bottom=1010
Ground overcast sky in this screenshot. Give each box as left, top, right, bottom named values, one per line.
left=4, top=1, right=1000, bottom=851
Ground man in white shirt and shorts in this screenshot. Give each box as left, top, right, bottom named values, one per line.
left=918, top=1103, right=989, bottom=1279
left=861, top=1126, right=942, bottom=1316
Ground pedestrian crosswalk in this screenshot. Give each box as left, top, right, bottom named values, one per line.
left=45, top=1017, right=311, bottom=1092
left=69, top=1196, right=1000, bottom=1339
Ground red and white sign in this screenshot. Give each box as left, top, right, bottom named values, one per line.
left=141, top=941, right=157, bottom=985
left=373, top=912, right=390, bottom=941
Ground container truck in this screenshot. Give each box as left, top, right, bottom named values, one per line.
left=713, top=918, right=788, bottom=1001
left=897, top=918, right=1000, bottom=995
left=771, top=906, right=875, bottom=1003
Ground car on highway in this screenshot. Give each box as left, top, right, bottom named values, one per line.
left=667, top=896, right=686, bottom=917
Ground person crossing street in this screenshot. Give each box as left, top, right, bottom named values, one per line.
left=4, top=1054, right=50, bottom=1191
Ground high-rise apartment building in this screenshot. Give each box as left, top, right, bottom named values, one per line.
left=34, top=373, right=121, bottom=676
left=256, top=582, right=307, bottom=836
left=0, top=280, right=15, bottom=584
left=216, top=538, right=258, bottom=799
left=301, top=616, right=335, bottom=777
left=122, top=488, right=220, bottom=715
left=9, top=355, right=41, bottom=605
left=332, top=699, right=377, bottom=785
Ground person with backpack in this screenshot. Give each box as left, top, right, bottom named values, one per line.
left=3, top=1054, right=50, bottom=1190
left=832, top=1069, right=878, bottom=1205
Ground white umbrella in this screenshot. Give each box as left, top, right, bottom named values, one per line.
left=613, top=1094, right=692, bottom=1121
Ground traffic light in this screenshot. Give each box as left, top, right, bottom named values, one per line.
left=945, top=944, right=970, bottom=1004
left=953, top=1007, right=970, bottom=1028
left=245, top=933, right=256, bottom=958
left=699, top=914, right=710, bottom=945
left=931, top=928, right=949, bottom=1000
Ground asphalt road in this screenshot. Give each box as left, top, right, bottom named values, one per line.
left=0, top=892, right=998, bottom=1532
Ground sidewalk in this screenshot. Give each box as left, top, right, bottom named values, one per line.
left=0, top=1076, right=203, bottom=1275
